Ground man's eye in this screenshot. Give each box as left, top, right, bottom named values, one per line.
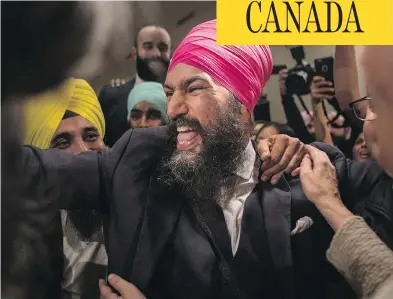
left=53, top=139, right=70, bottom=150
left=158, top=44, right=168, bottom=52
left=148, top=110, right=162, bottom=120
left=165, top=91, right=173, bottom=97
left=143, top=43, right=153, bottom=50
left=84, top=133, right=98, bottom=142
left=188, top=86, right=205, bottom=93
left=131, top=111, right=143, bottom=119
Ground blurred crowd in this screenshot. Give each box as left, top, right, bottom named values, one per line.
left=2, top=2, right=393, bottom=299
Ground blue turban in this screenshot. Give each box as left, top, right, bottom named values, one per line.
left=127, top=82, right=168, bottom=122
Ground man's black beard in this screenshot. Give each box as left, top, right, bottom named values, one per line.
left=136, top=54, right=169, bottom=83
left=160, top=100, right=249, bottom=206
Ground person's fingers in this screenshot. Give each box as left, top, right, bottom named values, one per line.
left=99, top=279, right=119, bottom=299
left=299, top=154, right=312, bottom=178
left=285, top=142, right=306, bottom=174
left=313, top=87, right=335, bottom=94
left=262, top=136, right=299, bottom=181
left=291, top=167, right=301, bottom=177
left=305, top=145, right=330, bottom=169
left=270, top=171, right=284, bottom=185
left=108, top=274, right=146, bottom=299
left=110, top=79, right=116, bottom=87
left=115, top=79, right=122, bottom=87
left=256, top=138, right=272, bottom=162
left=121, top=79, right=126, bottom=85
left=312, top=76, right=325, bottom=83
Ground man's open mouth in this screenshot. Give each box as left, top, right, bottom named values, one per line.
left=177, top=126, right=202, bottom=151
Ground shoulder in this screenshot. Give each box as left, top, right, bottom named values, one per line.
left=108, top=126, right=169, bottom=170
left=98, top=79, right=135, bottom=101
left=311, top=141, right=385, bottom=178
left=311, top=142, right=346, bottom=163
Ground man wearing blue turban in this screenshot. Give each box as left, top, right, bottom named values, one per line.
left=127, top=82, right=168, bottom=129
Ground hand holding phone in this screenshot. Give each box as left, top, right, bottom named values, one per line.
left=310, top=76, right=335, bottom=100
left=314, top=57, right=334, bottom=83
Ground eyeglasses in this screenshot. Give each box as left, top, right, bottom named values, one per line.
left=349, top=96, right=377, bottom=121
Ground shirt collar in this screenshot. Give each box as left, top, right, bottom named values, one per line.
left=234, top=140, right=257, bottom=181
left=135, top=74, right=144, bottom=86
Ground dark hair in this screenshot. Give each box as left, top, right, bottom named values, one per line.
left=256, top=121, right=297, bottom=139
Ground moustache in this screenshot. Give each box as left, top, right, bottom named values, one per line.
left=168, top=116, right=204, bottom=135
left=139, top=56, right=169, bottom=71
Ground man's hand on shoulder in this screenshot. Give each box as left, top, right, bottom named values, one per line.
left=110, top=78, right=127, bottom=88
left=257, top=134, right=306, bottom=184
left=99, top=274, right=146, bottom=299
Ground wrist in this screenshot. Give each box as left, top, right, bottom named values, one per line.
left=315, top=196, right=354, bottom=231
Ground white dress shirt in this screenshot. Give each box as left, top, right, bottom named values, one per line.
left=134, top=74, right=144, bottom=86
left=221, top=141, right=260, bottom=255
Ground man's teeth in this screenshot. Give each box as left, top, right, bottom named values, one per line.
left=178, top=140, right=191, bottom=145
left=177, top=126, right=194, bottom=132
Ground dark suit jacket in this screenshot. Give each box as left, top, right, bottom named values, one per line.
left=22, top=126, right=388, bottom=299
left=98, top=79, right=136, bottom=147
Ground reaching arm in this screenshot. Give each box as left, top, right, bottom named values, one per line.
left=279, top=69, right=315, bottom=144
left=311, top=99, right=333, bottom=145
left=334, top=46, right=363, bottom=126
left=310, top=76, right=335, bottom=145
left=21, top=146, right=106, bottom=210
left=21, top=130, right=133, bottom=211
left=299, top=146, right=393, bottom=298
left=311, top=142, right=387, bottom=210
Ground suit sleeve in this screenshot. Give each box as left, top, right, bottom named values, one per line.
left=282, top=94, right=315, bottom=144
left=21, top=130, right=134, bottom=211
left=98, top=85, right=115, bottom=118
left=312, top=142, right=386, bottom=209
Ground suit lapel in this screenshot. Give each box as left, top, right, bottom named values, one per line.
left=130, top=170, right=184, bottom=290
left=262, top=176, right=296, bottom=299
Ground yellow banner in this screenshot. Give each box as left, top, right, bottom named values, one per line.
left=217, top=0, right=393, bottom=45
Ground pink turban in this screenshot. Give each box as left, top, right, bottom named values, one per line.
left=168, top=19, right=273, bottom=112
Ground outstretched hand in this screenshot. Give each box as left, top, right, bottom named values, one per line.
left=99, top=274, right=146, bottom=299
left=299, top=145, right=340, bottom=206
left=257, top=134, right=306, bottom=184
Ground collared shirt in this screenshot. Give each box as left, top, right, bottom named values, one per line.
left=221, top=141, right=260, bottom=255
left=134, top=74, right=144, bottom=86
left=61, top=210, right=108, bottom=299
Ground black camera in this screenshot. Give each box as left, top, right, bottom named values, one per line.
left=285, top=46, right=314, bottom=96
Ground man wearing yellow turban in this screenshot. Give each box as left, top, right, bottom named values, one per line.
left=24, top=78, right=106, bottom=152
left=23, top=78, right=108, bottom=299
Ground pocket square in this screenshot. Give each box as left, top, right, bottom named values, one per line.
left=291, top=216, right=314, bottom=236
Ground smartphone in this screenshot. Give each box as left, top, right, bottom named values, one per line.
left=272, top=64, right=287, bottom=75
left=314, top=57, right=334, bottom=83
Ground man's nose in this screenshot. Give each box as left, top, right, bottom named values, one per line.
left=167, top=93, right=188, bottom=119
left=73, top=139, right=91, bottom=154
left=139, top=115, right=148, bottom=128
left=149, top=46, right=161, bottom=58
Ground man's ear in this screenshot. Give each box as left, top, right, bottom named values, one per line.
left=241, top=105, right=251, bottom=122
left=131, top=47, right=137, bottom=61
left=240, top=106, right=253, bottom=135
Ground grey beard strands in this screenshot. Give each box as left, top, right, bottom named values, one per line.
left=160, top=96, right=248, bottom=206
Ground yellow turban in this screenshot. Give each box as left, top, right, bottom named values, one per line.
left=23, top=78, right=105, bottom=149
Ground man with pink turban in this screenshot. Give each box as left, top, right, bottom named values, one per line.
left=18, top=20, right=383, bottom=299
